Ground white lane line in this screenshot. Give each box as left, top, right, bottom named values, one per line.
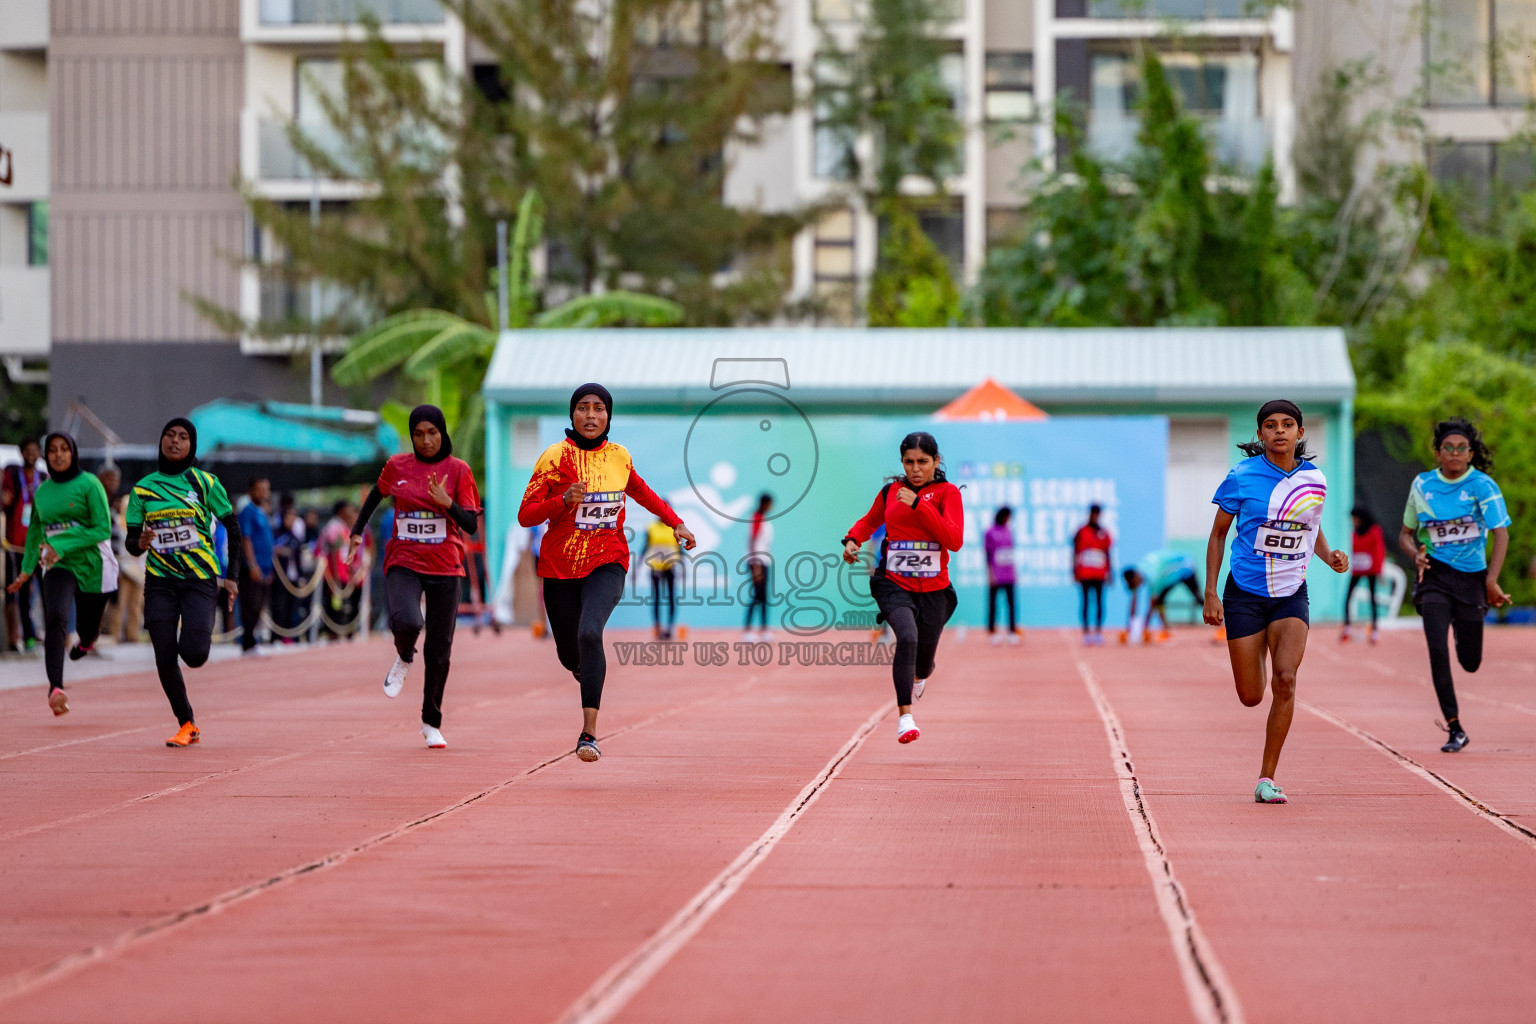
left=553, top=702, right=891, bottom=1024
left=1073, top=658, right=1246, bottom=1024
left=1298, top=700, right=1536, bottom=851
left=1313, top=645, right=1536, bottom=719
left=0, top=682, right=756, bottom=1007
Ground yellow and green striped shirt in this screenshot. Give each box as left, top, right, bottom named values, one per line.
left=125, top=468, right=233, bottom=579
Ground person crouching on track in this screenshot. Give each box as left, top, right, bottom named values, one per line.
left=518, top=384, right=697, bottom=763
left=344, top=404, right=481, bottom=750
left=841, top=431, right=963, bottom=745
left=1203, top=400, right=1349, bottom=804
left=126, top=418, right=243, bottom=748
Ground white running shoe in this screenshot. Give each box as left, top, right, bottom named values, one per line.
left=384, top=657, right=408, bottom=698
left=897, top=713, right=920, bottom=744
left=912, top=677, right=927, bottom=701
left=421, top=723, right=447, bottom=748
left=1008, top=632, right=1022, bottom=645
left=743, top=630, right=759, bottom=643
left=760, top=629, right=774, bottom=642
left=990, top=633, right=1003, bottom=646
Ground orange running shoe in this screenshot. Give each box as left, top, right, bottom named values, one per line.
left=165, top=722, right=200, bottom=747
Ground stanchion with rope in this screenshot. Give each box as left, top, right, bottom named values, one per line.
left=243, top=556, right=372, bottom=643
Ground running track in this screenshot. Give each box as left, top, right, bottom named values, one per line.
left=2, top=626, right=1535, bottom=1023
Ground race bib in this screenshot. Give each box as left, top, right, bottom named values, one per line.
left=1350, top=552, right=1374, bottom=573
left=396, top=511, right=448, bottom=544
left=575, top=491, right=624, bottom=531
left=1425, top=515, right=1481, bottom=546
left=44, top=521, right=79, bottom=538
left=20, top=503, right=31, bottom=528
left=888, top=540, right=941, bottom=578
left=152, top=517, right=198, bottom=552
left=991, top=547, right=1016, bottom=568
left=1076, top=548, right=1108, bottom=570
left=1253, top=519, right=1309, bottom=561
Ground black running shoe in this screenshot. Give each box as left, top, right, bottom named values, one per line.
left=68, top=643, right=92, bottom=662
left=1442, top=729, right=1469, bottom=753
left=576, top=732, right=601, bottom=762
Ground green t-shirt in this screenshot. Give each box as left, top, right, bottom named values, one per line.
left=125, top=468, right=233, bottom=580
left=21, top=472, right=118, bottom=593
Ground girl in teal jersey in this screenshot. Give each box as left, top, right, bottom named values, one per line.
left=1398, top=418, right=1512, bottom=753
left=7, top=433, right=118, bottom=716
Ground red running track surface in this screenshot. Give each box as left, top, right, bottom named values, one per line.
left=1, top=626, right=1534, bottom=1023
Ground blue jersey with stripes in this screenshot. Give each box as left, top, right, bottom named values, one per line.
left=1212, top=455, right=1327, bottom=598
left=1403, top=468, right=1510, bottom=573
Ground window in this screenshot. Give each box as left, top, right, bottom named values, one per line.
left=27, top=201, right=46, bottom=267
left=1427, top=1, right=1536, bottom=106
left=1086, top=50, right=1262, bottom=166
left=813, top=208, right=857, bottom=323
left=1429, top=140, right=1536, bottom=196
left=986, top=53, right=1034, bottom=123
left=814, top=57, right=855, bottom=179
left=916, top=201, right=964, bottom=276
left=1086, top=1, right=1254, bottom=17
left=815, top=0, right=858, bottom=21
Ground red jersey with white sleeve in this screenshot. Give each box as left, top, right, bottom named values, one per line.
left=844, top=479, right=964, bottom=593
left=1072, top=525, right=1113, bottom=582
left=377, top=453, right=481, bottom=576
left=1350, top=523, right=1386, bottom=577
left=518, top=437, right=682, bottom=580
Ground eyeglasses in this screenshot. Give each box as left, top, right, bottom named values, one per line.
left=1439, top=444, right=1471, bottom=455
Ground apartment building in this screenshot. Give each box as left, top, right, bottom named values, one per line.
left=19, top=1, right=1536, bottom=443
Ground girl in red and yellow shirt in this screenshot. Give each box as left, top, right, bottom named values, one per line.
left=842, top=431, right=963, bottom=745
left=519, top=383, right=696, bottom=761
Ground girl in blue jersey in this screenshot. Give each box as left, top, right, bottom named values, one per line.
left=1398, top=418, right=1512, bottom=753
left=1203, top=400, right=1350, bottom=804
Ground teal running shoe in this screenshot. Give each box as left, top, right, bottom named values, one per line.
left=1254, top=778, right=1287, bottom=803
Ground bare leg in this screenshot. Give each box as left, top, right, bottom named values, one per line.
left=1260, top=618, right=1308, bottom=780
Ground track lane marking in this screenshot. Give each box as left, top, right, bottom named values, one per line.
left=0, top=678, right=763, bottom=1006
left=1313, top=644, right=1536, bottom=718
left=552, top=701, right=891, bottom=1024
left=1073, top=655, right=1246, bottom=1024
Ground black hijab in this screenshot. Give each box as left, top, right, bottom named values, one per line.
left=565, top=383, right=613, bottom=451
left=408, top=404, right=452, bottom=463
left=42, top=432, right=82, bottom=484
left=157, top=417, right=197, bottom=476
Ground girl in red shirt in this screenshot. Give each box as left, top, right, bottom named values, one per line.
left=842, top=431, right=963, bottom=744
left=1072, top=504, right=1113, bottom=646
left=346, top=405, right=481, bottom=749
left=1343, top=505, right=1386, bottom=644
left=519, top=384, right=696, bottom=762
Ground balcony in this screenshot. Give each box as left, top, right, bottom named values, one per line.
left=257, top=118, right=365, bottom=182
left=259, top=276, right=376, bottom=327
left=1086, top=115, right=1268, bottom=171
left=258, top=0, right=443, bottom=25
left=0, top=266, right=49, bottom=357
left=1086, top=0, right=1256, bottom=16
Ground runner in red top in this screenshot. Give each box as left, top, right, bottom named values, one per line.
left=346, top=405, right=481, bottom=749
left=842, top=431, right=963, bottom=744
left=1343, top=505, right=1386, bottom=644
left=518, top=383, right=697, bottom=762
left=1072, top=505, right=1113, bottom=646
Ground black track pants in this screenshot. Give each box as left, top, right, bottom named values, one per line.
left=1421, top=601, right=1484, bottom=724
left=144, top=575, right=218, bottom=725
left=1078, top=580, right=1104, bottom=631
left=543, top=563, right=626, bottom=709
left=988, top=583, right=1016, bottom=633
left=385, top=567, right=460, bottom=729
left=1344, top=574, right=1378, bottom=626
left=40, top=569, right=110, bottom=690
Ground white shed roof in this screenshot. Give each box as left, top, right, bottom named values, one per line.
left=483, top=326, right=1354, bottom=407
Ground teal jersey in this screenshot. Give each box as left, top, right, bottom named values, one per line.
left=1135, top=550, right=1195, bottom=594
left=125, top=468, right=234, bottom=579
left=1403, top=468, right=1510, bottom=573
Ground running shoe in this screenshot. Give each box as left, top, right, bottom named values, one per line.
left=68, top=643, right=93, bottom=662
left=1442, top=728, right=1469, bottom=753
left=990, top=633, right=1003, bottom=646
left=1339, top=627, right=1351, bottom=643
left=384, top=657, right=408, bottom=699
left=1009, top=631, right=1022, bottom=645
left=912, top=677, right=926, bottom=701
left=421, top=723, right=447, bottom=749
left=744, top=630, right=759, bottom=643
left=897, top=713, right=920, bottom=744
left=166, top=722, right=200, bottom=747
left=48, top=688, right=69, bottom=716
left=1254, top=778, right=1287, bottom=803
left=1081, top=634, right=1094, bottom=647
left=576, top=732, right=601, bottom=762
left=759, top=629, right=774, bottom=642
left=1369, top=628, right=1380, bottom=645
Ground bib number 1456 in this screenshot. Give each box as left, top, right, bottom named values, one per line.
left=576, top=492, right=625, bottom=530
left=1253, top=519, right=1309, bottom=561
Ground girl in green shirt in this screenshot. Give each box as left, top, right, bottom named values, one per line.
left=6, top=432, right=118, bottom=716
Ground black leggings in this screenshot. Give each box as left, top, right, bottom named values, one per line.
left=1078, top=580, right=1104, bottom=631
left=650, top=567, right=676, bottom=628
left=1344, top=574, right=1378, bottom=626
left=1421, top=601, right=1484, bottom=724
left=745, top=564, right=769, bottom=629
left=386, top=567, right=461, bottom=729
left=988, top=583, right=1015, bottom=633
left=543, top=563, right=626, bottom=709
left=40, top=569, right=110, bottom=690
left=873, top=577, right=955, bottom=706
left=144, top=575, right=218, bottom=725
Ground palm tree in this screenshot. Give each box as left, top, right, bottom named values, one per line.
left=331, top=190, right=684, bottom=465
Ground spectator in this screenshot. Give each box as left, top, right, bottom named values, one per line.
left=271, top=495, right=305, bottom=639
left=237, top=477, right=275, bottom=654
left=3, top=438, right=46, bottom=652
left=318, top=500, right=366, bottom=639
